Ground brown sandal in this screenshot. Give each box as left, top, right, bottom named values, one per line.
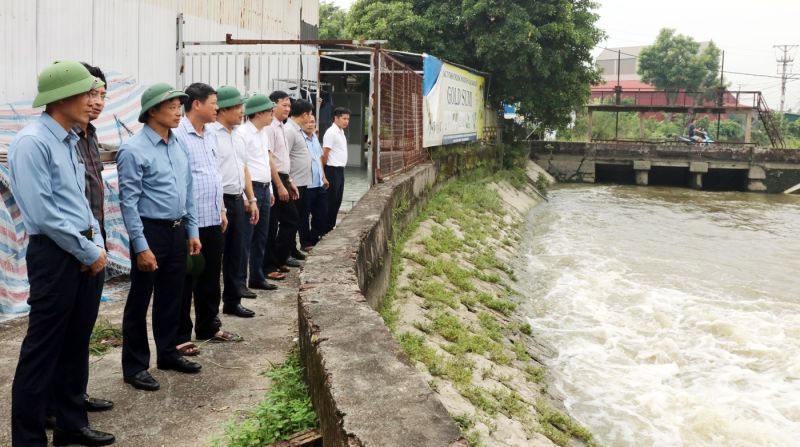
left=267, top=271, right=286, bottom=280
left=207, top=330, right=243, bottom=343
left=176, top=342, right=200, bottom=356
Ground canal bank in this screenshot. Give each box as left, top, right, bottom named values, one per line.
left=298, top=140, right=597, bottom=446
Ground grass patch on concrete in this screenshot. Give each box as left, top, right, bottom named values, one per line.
left=213, top=349, right=318, bottom=447
left=89, top=320, right=123, bottom=356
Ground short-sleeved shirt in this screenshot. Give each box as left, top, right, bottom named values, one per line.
left=266, top=117, right=290, bottom=174
left=285, top=119, right=312, bottom=187
left=322, top=122, right=348, bottom=167
left=236, top=120, right=272, bottom=184
left=174, top=116, right=222, bottom=228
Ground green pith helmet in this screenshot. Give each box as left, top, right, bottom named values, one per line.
left=33, top=60, right=105, bottom=108
left=186, top=253, right=206, bottom=277
left=244, top=94, right=275, bottom=116
left=216, top=86, right=244, bottom=109
left=138, top=83, right=188, bottom=123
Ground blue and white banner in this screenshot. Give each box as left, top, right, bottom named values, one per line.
left=423, top=54, right=486, bottom=148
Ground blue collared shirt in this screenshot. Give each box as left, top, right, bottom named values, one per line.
left=8, top=113, right=104, bottom=265
left=303, top=132, right=325, bottom=189
left=173, top=117, right=222, bottom=228
left=117, top=124, right=199, bottom=253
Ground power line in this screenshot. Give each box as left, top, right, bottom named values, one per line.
left=775, top=44, right=798, bottom=113
left=596, top=45, right=800, bottom=84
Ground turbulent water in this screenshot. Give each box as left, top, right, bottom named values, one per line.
left=518, top=184, right=800, bottom=447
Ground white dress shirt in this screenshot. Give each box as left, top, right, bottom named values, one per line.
left=212, top=122, right=247, bottom=195
left=236, top=120, right=272, bottom=184
left=266, top=117, right=290, bottom=174
left=322, top=122, right=348, bottom=167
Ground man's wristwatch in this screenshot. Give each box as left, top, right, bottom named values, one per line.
left=249, top=197, right=257, bottom=203
left=287, top=177, right=294, bottom=184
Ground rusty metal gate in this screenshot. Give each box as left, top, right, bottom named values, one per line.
left=375, top=51, right=426, bottom=179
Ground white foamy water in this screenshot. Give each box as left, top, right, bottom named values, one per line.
left=519, top=185, right=800, bottom=447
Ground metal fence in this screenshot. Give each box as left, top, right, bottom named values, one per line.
left=376, top=51, right=426, bottom=179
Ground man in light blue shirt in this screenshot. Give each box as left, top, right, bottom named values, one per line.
left=300, top=114, right=329, bottom=249
left=9, top=60, right=115, bottom=447
left=117, top=83, right=203, bottom=393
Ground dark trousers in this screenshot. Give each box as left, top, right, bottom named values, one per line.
left=179, top=225, right=223, bottom=343
left=265, top=173, right=298, bottom=271
left=324, top=166, right=345, bottom=233
left=298, top=186, right=329, bottom=247
left=223, top=194, right=246, bottom=299
left=242, top=181, right=271, bottom=285
left=122, top=220, right=187, bottom=377
left=12, top=236, right=103, bottom=445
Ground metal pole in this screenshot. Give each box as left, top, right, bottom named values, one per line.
left=717, top=50, right=724, bottom=141
left=373, top=47, right=382, bottom=184
left=175, top=13, right=185, bottom=89
left=615, top=50, right=621, bottom=140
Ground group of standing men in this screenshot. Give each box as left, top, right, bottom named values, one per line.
left=7, top=60, right=351, bottom=446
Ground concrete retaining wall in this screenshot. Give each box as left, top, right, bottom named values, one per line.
left=298, top=144, right=503, bottom=447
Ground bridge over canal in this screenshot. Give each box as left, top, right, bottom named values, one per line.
left=529, top=141, right=800, bottom=193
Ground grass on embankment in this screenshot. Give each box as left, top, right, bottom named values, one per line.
left=381, top=167, right=597, bottom=447
left=212, top=349, right=318, bottom=447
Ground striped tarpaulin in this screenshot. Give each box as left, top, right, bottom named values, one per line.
left=1, top=71, right=146, bottom=149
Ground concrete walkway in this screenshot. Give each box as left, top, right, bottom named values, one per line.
left=0, top=271, right=299, bottom=446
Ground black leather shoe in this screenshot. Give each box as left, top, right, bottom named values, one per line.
left=291, top=249, right=307, bottom=260
left=85, top=396, right=114, bottom=412
left=223, top=304, right=255, bottom=318
left=248, top=281, right=277, bottom=291
left=53, top=426, right=115, bottom=446
left=285, top=257, right=302, bottom=268
left=157, top=356, right=202, bottom=374
left=238, top=287, right=257, bottom=298
left=123, top=370, right=160, bottom=391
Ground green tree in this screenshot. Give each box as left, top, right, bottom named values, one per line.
left=346, top=0, right=604, bottom=128
left=638, top=29, right=722, bottom=103
left=320, top=1, right=349, bottom=40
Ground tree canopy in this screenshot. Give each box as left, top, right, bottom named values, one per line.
left=334, top=0, right=604, bottom=128
left=319, top=1, right=348, bottom=40
left=638, top=29, right=722, bottom=96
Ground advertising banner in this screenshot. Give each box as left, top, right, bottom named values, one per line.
left=423, top=54, right=486, bottom=147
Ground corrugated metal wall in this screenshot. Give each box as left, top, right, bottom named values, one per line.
left=0, top=0, right=320, bottom=103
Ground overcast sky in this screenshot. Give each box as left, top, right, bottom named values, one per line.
left=325, top=0, right=800, bottom=110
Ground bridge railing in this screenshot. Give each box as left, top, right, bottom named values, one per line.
left=590, top=89, right=761, bottom=109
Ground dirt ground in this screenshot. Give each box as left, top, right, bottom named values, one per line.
left=0, top=271, right=299, bottom=446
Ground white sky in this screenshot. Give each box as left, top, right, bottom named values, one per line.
left=325, top=0, right=800, bottom=110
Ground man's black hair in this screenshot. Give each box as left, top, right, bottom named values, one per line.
left=183, top=83, right=217, bottom=111
left=269, top=90, right=290, bottom=103
left=333, top=106, right=351, bottom=118
left=290, top=99, right=313, bottom=117
left=81, top=62, right=106, bottom=87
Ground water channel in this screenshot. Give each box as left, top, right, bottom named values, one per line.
left=518, top=184, right=800, bottom=446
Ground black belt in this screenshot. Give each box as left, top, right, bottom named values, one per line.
left=223, top=193, right=243, bottom=201
left=252, top=181, right=271, bottom=189
left=142, top=217, right=183, bottom=228
left=30, top=228, right=93, bottom=243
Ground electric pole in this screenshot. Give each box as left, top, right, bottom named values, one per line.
left=775, top=44, right=798, bottom=113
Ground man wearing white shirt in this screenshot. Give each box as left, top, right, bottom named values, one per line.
left=236, top=94, right=282, bottom=289
left=213, top=86, right=257, bottom=321
left=264, top=91, right=300, bottom=275
left=321, top=107, right=350, bottom=233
